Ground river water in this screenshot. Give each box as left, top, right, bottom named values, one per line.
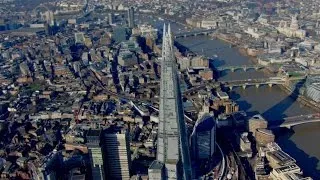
left=138, top=16, right=320, bottom=178
left=176, top=36, right=320, bottom=178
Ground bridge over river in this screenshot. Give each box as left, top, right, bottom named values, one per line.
left=221, top=77, right=286, bottom=90
left=215, top=65, right=265, bottom=73
left=183, top=77, right=286, bottom=94
left=174, top=29, right=215, bottom=39
left=269, top=114, right=320, bottom=128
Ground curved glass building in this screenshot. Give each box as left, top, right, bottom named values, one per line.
left=305, top=76, right=320, bottom=102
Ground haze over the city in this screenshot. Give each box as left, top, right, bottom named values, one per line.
left=0, top=0, right=319, bottom=179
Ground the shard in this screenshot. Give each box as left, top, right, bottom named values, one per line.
left=149, top=24, right=192, bottom=180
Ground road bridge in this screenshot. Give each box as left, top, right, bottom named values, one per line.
left=174, top=29, right=215, bottom=39
left=269, top=114, right=320, bottom=128
left=215, top=65, right=265, bottom=72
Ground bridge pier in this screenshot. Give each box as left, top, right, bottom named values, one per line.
left=242, top=85, right=247, bottom=89
left=184, top=34, right=187, bottom=38
left=229, top=86, right=233, bottom=90
left=268, top=83, right=273, bottom=87
left=243, top=67, right=247, bottom=72
left=255, top=67, right=260, bottom=71
left=231, top=68, right=235, bottom=72
left=255, top=84, right=260, bottom=88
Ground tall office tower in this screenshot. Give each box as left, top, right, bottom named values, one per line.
left=191, top=113, right=216, bottom=161
left=108, top=13, right=115, bottom=25
left=101, top=130, right=131, bottom=179
left=127, top=7, right=135, bottom=28
left=37, top=151, right=63, bottom=180
left=86, top=129, right=105, bottom=180
left=149, top=24, right=192, bottom=180
left=45, top=11, right=55, bottom=26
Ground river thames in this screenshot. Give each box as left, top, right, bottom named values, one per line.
left=138, top=16, right=320, bottom=178
left=178, top=36, right=320, bottom=178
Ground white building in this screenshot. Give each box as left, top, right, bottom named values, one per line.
left=237, top=132, right=251, bottom=152
left=138, top=24, right=158, bottom=39
left=217, top=91, right=229, bottom=100
left=75, top=33, right=85, bottom=44
left=277, top=16, right=306, bottom=39
left=201, top=20, right=217, bottom=29
left=270, top=164, right=304, bottom=180
left=245, top=27, right=266, bottom=39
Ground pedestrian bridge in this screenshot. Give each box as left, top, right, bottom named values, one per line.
left=269, top=114, right=320, bottom=128
left=174, top=29, right=215, bottom=39
left=221, top=77, right=286, bottom=89
left=215, top=65, right=265, bottom=72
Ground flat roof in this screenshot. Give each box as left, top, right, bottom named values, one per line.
left=86, top=129, right=101, bottom=137
left=257, top=128, right=274, bottom=136
left=268, top=150, right=295, bottom=165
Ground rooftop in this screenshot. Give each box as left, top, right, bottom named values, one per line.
left=149, top=160, right=164, bottom=170
left=86, top=129, right=101, bottom=137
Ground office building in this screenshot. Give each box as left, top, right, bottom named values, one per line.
left=86, top=129, right=104, bottom=180
left=0, top=103, right=9, bottom=119
left=101, top=130, right=131, bottom=179
left=248, top=114, right=268, bottom=137
left=128, top=7, right=135, bottom=28
left=255, top=128, right=275, bottom=145
left=19, top=62, right=31, bottom=76
left=148, top=24, right=192, bottom=180
left=191, top=113, right=216, bottom=161
left=270, top=164, right=302, bottom=179
left=37, top=151, right=63, bottom=180
left=118, top=50, right=138, bottom=67
left=254, top=157, right=268, bottom=180
left=236, top=132, right=252, bottom=153
left=112, top=27, right=129, bottom=43
left=305, top=76, right=320, bottom=103
left=75, top=33, right=85, bottom=44
left=108, top=13, right=115, bottom=25
left=265, top=143, right=296, bottom=169
left=148, top=160, right=164, bottom=180
left=138, top=24, right=158, bottom=39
